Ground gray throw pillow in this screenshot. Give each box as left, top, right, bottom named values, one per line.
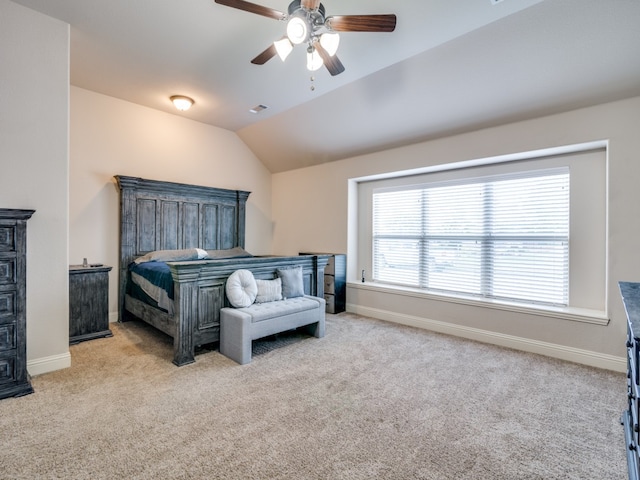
left=277, top=266, right=304, bottom=299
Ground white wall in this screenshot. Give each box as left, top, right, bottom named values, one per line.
left=0, top=1, right=70, bottom=374
left=272, top=96, right=640, bottom=371
left=69, top=87, right=274, bottom=321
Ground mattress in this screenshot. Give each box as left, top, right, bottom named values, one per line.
left=127, top=247, right=254, bottom=316
left=129, top=262, right=175, bottom=314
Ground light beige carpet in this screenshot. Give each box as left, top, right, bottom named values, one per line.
left=0, top=313, right=628, bottom=479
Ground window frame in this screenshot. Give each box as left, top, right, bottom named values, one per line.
left=372, top=167, right=571, bottom=307
left=353, top=143, right=608, bottom=324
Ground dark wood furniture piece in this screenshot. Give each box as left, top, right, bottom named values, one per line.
left=301, top=253, right=346, bottom=313
left=115, top=175, right=328, bottom=366
left=0, top=209, right=34, bottom=400
left=621, top=281, right=640, bottom=480
left=69, top=265, right=113, bottom=344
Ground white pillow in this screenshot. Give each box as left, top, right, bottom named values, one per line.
left=255, top=278, right=282, bottom=303
left=225, top=269, right=257, bottom=308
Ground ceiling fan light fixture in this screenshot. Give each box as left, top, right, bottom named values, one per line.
left=274, top=37, right=293, bottom=61
left=170, top=95, right=194, bottom=111
left=214, top=0, right=397, bottom=77
left=287, top=16, right=308, bottom=44
left=306, top=46, right=323, bottom=71
left=319, top=32, right=339, bottom=56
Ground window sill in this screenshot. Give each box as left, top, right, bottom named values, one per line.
left=348, top=281, right=609, bottom=326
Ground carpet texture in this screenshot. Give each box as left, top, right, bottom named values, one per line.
left=0, top=313, right=628, bottom=479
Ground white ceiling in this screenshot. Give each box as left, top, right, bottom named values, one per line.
left=10, top=0, right=640, bottom=173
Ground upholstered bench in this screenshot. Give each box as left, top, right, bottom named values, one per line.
left=220, top=295, right=325, bottom=365
left=219, top=267, right=326, bottom=365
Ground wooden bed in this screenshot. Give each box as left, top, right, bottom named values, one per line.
left=115, top=175, right=328, bottom=366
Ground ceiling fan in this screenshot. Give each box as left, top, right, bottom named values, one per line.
left=214, top=0, right=397, bottom=76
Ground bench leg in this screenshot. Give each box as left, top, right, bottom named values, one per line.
left=301, top=319, right=325, bottom=338
left=220, top=310, right=252, bottom=365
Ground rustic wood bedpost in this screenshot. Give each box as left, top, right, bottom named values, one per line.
left=236, top=190, right=249, bottom=249
left=170, top=263, right=202, bottom=366
left=115, top=175, right=140, bottom=323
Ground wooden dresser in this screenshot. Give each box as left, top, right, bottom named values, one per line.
left=620, top=281, right=640, bottom=480
left=0, top=209, right=34, bottom=400
left=69, top=265, right=112, bottom=344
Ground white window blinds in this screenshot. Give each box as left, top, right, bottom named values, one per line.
left=372, top=168, right=570, bottom=306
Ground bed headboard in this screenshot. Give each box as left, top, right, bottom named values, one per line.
left=115, top=175, right=251, bottom=316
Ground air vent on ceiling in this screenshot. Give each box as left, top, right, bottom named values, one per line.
left=249, top=104, right=268, bottom=114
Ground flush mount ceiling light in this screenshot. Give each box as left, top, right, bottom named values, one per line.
left=170, top=95, right=194, bottom=111
left=214, top=0, right=396, bottom=77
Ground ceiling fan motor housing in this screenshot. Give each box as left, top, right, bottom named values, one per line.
left=287, top=0, right=327, bottom=42
left=288, top=0, right=325, bottom=18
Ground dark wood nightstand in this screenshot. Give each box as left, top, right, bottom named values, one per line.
left=69, top=265, right=112, bottom=344
left=300, top=253, right=346, bottom=314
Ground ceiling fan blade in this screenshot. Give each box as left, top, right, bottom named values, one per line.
left=301, top=0, right=321, bottom=10
left=315, top=43, right=345, bottom=76
left=214, top=0, right=286, bottom=21
left=251, top=43, right=278, bottom=65
left=326, top=14, right=397, bottom=32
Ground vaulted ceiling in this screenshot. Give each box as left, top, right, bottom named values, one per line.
left=10, top=0, right=640, bottom=173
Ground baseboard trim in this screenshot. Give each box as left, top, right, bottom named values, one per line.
left=27, top=351, right=72, bottom=377
left=347, top=303, right=626, bottom=373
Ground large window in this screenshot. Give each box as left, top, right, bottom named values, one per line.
left=372, top=169, right=570, bottom=306
left=356, top=146, right=607, bottom=316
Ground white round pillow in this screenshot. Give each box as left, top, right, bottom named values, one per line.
left=225, top=269, right=258, bottom=308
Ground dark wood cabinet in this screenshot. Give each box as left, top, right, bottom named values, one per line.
left=0, top=209, right=34, bottom=400
left=620, top=281, right=640, bottom=480
left=69, top=265, right=112, bottom=344
left=301, top=253, right=346, bottom=314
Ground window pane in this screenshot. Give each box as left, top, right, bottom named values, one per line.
left=373, top=189, right=422, bottom=236
left=373, top=237, right=420, bottom=286
left=426, top=183, right=484, bottom=236
left=425, top=239, right=482, bottom=295
left=491, top=174, right=569, bottom=236
left=490, top=240, right=568, bottom=305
